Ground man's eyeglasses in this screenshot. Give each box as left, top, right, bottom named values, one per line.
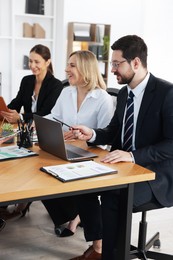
left=110, top=60, right=127, bottom=69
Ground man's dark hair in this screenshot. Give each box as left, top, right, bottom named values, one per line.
left=111, top=35, right=148, bottom=68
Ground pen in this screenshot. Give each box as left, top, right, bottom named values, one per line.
left=53, top=117, right=72, bottom=129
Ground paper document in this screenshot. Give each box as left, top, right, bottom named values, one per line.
left=40, top=160, right=117, bottom=182
left=0, top=145, right=38, bottom=161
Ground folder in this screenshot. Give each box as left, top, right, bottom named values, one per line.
left=0, top=96, right=9, bottom=120
left=97, top=45, right=104, bottom=60
left=0, top=72, right=1, bottom=95
left=23, top=56, right=29, bottom=70
left=25, top=0, right=44, bottom=15
left=23, top=23, right=33, bottom=38
left=73, top=23, right=91, bottom=41
left=40, top=160, right=117, bottom=182
left=88, top=45, right=98, bottom=56
left=33, top=23, right=45, bottom=38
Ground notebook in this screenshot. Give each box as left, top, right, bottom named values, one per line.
left=0, top=96, right=9, bottom=120
left=34, top=115, right=98, bottom=162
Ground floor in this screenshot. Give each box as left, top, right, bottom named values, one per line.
left=0, top=201, right=173, bottom=259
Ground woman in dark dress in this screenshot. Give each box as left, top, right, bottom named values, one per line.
left=0, top=44, right=63, bottom=218
left=1, top=44, right=63, bottom=123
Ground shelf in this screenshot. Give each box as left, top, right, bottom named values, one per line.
left=15, top=13, right=54, bottom=19
left=0, top=0, right=56, bottom=101
left=0, top=36, right=12, bottom=40
left=67, top=22, right=111, bottom=85
left=15, top=37, right=54, bottom=42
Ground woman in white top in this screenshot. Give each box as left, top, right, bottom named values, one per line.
left=42, top=50, right=114, bottom=238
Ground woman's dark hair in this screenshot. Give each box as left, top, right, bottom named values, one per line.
left=30, top=44, right=54, bottom=74
left=111, top=35, right=148, bottom=68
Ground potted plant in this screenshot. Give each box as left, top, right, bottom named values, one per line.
left=103, top=35, right=110, bottom=60
left=1, top=123, right=15, bottom=144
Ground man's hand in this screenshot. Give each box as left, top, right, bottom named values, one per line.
left=71, top=125, right=93, bottom=141
left=101, top=150, right=133, bottom=163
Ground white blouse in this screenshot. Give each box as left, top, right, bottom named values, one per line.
left=31, top=93, right=37, bottom=113
left=46, top=86, right=114, bottom=131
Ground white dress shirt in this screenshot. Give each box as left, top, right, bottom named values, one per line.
left=45, top=86, right=114, bottom=131
left=123, top=72, right=150, bottom=150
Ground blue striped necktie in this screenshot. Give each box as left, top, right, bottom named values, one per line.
left=123, top=91, right=134, bottom=151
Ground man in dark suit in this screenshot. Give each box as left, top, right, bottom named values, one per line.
left=70, top=35, right=173, bottom=260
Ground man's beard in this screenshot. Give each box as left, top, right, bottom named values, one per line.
left=115, top=71, right=135, bottom=85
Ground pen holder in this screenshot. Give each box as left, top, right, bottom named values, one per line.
left=17, top=120, right=33, bottom=148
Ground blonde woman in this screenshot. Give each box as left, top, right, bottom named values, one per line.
left=42, top=50, right=114, bottom=241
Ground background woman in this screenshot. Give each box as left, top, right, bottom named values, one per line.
left=1, top=44, right=63, bottom=123
left=0, top=44, right=63, bottom=218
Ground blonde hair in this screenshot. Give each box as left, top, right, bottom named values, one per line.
left=69, top=50, right=106, bottom=91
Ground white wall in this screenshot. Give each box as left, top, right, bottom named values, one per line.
left=142, top=0, right=173, bottom=82
left=55, top=0, right=173, bottom=88
left=1, top=0, right=173, bottom=101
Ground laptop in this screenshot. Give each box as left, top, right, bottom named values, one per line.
left=34, top=115, right=98, bottom=161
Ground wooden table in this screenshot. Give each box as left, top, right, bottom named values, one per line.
left=0, top=141, right=155, bottom=259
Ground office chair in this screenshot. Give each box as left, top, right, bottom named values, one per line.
left=130, top=210, right=173, bottom=259
left=62, top=79, right=69, bottom=88
left=0, top=218, right=6, bottom=231
left=107, top=87, right=119, bottom=108
left=106, top=87, right=119, bottom=97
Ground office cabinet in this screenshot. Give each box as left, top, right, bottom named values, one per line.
left=0, top=0, right=56, bottom=101
left=67, top=22, right=111, bottom=85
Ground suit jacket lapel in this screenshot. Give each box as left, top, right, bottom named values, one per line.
left=135, top=74, right=156, bottom=137
left=37, top=72, right=50, bottom=110
left=118, top=87, right=128, bottom=125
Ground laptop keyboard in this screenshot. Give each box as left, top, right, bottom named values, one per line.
left=67, top=150, right=83, bottom=159
left=65, top=143, right=97, bottom=160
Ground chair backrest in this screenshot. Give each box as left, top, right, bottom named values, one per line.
left=62, top=79, right=70, bottom=88
left=107, top=87, right=119, bottom=108
left=107, top=87, right=119, bottom=97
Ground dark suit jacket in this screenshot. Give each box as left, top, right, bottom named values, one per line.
left=8, top=72, right=63, bottom=122
left=93, top=74, right=173, bottom=207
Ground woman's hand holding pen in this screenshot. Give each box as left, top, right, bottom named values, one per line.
left=71, top=125, right=93, bottom=141
left=64, top=130, right=77, bottom=140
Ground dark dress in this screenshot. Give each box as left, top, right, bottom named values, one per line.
left=8, top=72, right=63, bottom=121
left=42, top=197, right=78, bottom=227
left=0, top=72, right=63, bottom=212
